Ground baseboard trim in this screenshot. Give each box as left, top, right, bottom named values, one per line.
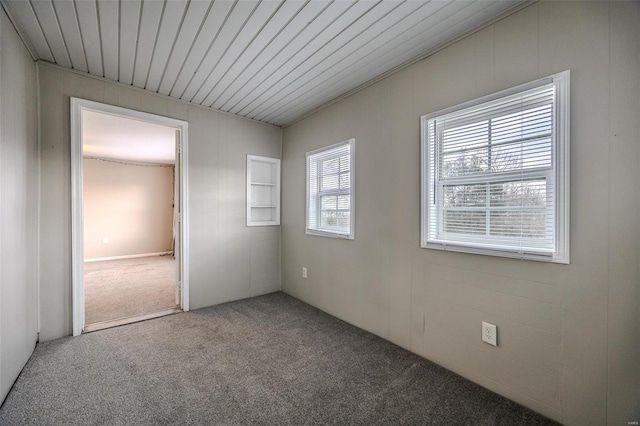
left=84, top=251, right=172, bottom=263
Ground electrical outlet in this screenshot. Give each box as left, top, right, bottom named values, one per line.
left=482, top=321, right=497, bottom=346
left=302, top=267, right=307, bottom=278
left=102, top=237, right=109, bottom=244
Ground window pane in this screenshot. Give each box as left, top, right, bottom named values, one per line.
left=337, top=195, right=350, bottom=210
left=423, top=75, right=568, bottom=260
left=340, top=155, right=350, bottom=172
left=489, top=180, right=547, bottom=207
left=491, top=105, right=552, bottom=145
left=340, top=172, right=350, bottom=189
left=321, top=157, right=340, bottom=175
left=321, top=195, right=337, bottom=210
left=337, top=211, right=350, bottom=228
left=443, top=211, right=486, bottom=235
left=321, top=210, right=337, bottom=227
left=307, top=139, right=354, bottom=238
left=321, top=173, right=340, bottom=190
left=441, top=121, right=488, bottom=151
left=490, top=139, right=552, bottom=172
left=309, top=161, right=318, bottom=193
left=441, top=148, right=489, bottom=177
left=490, top=210, right=546, bottom=239
left=443, top=184, right=486, bottom=208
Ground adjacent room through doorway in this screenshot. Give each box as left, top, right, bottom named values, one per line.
left=79, top=108, right=183, bottom=332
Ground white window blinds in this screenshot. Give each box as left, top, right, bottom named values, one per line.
left=306, top=139, right=354, bottom=239
left=422, top=71, right=570, bottom=263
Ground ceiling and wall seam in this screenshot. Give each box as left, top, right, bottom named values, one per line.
left=154, top=0, right=192, bottom=92
left=141, top=1, right=167, bottom=90
left=36, top=60, right=281, bottom=129
left=128, top=1, right=141, bottom=84
left=0, top=2, right=40, bottom=62
left=282, top=0, right=536, bottom=128
left=48, top=2, right=73, bottom=71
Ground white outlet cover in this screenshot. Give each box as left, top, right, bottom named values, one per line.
left=482, top=321, right=497, bottom=346
left=302, top=267, right=307, bottom=278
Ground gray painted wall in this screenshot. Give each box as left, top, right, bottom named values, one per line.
left=0, top=7, right=39, bottom=404
left=38, top=63, right=282, bottom=341
left=281, top=2, right=640, bottom=425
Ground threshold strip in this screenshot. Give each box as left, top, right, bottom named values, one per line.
left=83, top=307, right=182, bottom=333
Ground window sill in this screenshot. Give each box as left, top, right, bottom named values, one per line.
left=422, top=240, right=569, bottom=264
left=306, top=228, right=354, bottom=240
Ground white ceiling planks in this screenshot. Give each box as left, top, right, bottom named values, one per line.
left=208, top=0, right=331, bottom=112
left=97, top=0, right=118, bottom=81
left=197, top=0, right=306, bottom=107
left=130, top=1, right=161, bottom=87
left=75, top=0, right=102, bottom=76
left=165, top=0, right=235, bottom=98
left=28, top=0, right=69, bottom=66
left=1, top=0, right=526, bottom=126
left=3, top=0, right=53, bottom=62
left=225, top=1, right=378, bottom=116
left=153, top=0, right=213, bottom=94
left=196, top=0, right=306, bottom=107
left=258, top=0, right=458, bottom=124
left=118, top=0, right=141, bottom=85
left=246, top=0, right=431, bottom=121
left=259, top=0, right=497, bottom=124
left=189, top=0, right=284, bottom=105
left=259, top=0, right=518, bottom=124
left=240, top=0, right=416, bottom=119
left=144, top=0, right=189, bottom=92
left=214, top=1, right=354, bottom=113
left=51, top=0, right=87, bottom=72
left=179, top=0, right=261, bottom=102
left=264, top=2, right=510, bottom=122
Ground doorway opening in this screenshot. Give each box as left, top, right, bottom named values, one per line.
left=71, top=99, right=189, bottom=335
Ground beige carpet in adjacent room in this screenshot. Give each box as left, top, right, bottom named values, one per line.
left=84, top=255, right=177, bottom=325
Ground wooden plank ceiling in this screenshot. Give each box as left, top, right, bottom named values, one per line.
left=2, top=0, right=526, bottom=126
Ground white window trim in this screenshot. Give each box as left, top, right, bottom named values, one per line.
left=306, top=139, right=355, bottom=240
left=420, top=71, right=570, bottom=264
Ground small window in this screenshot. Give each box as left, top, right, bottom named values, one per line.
left=421, top=71, right=570, bottom=263
left=306, top=139, right=355, bottom=239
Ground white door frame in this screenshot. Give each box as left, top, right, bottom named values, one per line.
left=70, top=98, right=190, bottom=336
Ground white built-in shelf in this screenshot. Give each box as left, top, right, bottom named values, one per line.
left=247, top=155, right=280, bottom=226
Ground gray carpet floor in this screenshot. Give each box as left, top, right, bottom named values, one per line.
left=0, top=292, right=557, bottom=425
left=84, top=255, right=177, bottom=324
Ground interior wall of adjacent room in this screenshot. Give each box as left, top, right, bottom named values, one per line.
left=0, top=6, right=39, bottom=405
left=281, top=2, right=640, bottom=425
left=83, top=158, right=174, bottom=259
left=38, top=62, right=282, bottom=342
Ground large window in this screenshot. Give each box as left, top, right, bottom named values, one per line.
left=421, top=71, right=569, bottom=263
left=306, top=139, right=354, bottom=239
